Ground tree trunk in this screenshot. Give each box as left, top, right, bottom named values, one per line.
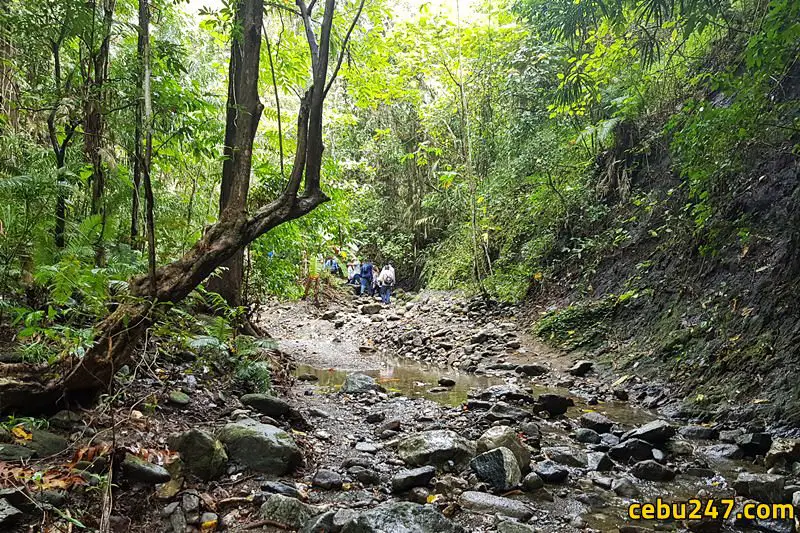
left=0, top=0, right=365, bottom=414
left=139, top=0, right=156, bottom=297
left=85, top=0, right=115, bottom=266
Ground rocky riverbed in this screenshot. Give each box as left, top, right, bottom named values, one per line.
left=1, top=290, right=800, bottom=532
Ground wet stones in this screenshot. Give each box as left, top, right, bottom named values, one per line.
left=217, top=418, right=301, bottom=474
left=521, top=472, right=544, bottom=491
left=240, top=393, right=292, bottom=418
left=542, top=446, right=587, bottom=467
left=678, top=425, right=719, bottom=440
left=476, top=426, right=531, bottom=472
left=579, top=412, right=614, bottom=433
left=622, top=420, right=675, bottom=445
left=391, top=466, right=436, bottom=493
left=587, top=452, right=614, bottom=472
left=611, top=477, right=640, bottom=498
left=341, top=373, right=383, bottom=394
left=630, top=460, right=676, bottom=481
left=485, top=402, right=532, bottom=423
left=733, top=473, right=786, bottom=504
left=533, top=460, right=568, bottom=483
left=567, top=360, right=593, bottom=377
left=575, top=428, right=601, bottom=444
left=515, top=364, right=548, bottom=377
left=260, top=494, right=324, bottom=529
left=534, top=394, right=573, bottom=417
left=122, top=454, right=171, bottom=484
left=699, top=443, right=744, bottom=461
left=458, top=491, right=534, bottom=520
left=167, top=429, right=227, bottom=481
left=339, top=501, right=466, bottom=533
left=359, top=303, right=383, bottom=315
left=397, top=430, right=476, bottom=469
left=735, top=432, right=772, bottom=457
left=608, top=438, right=654, bottom=463
left=313, top=469, right=343, bottom=490
left=765, top=439, right=800, bottom=468
left=469, top=447, right=521, bottom=491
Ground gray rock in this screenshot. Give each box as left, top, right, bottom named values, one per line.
left=766, top=439, right=800, bottom=468
left=733, top=472, right=786, bottom=504
left=313, top=469, right=343, bottom=490
left=260, top=494, right=325, bottom=529
left=181, top=491, right=200, bottom=524
left=168, top=429, right=227, bottom=481
left=519, top=422, right=541, bottom=446
left=623, top=420, right=675, bottom=445
left=579, top=412, right=613, bottom=433
left=25, top=429, right=68, bottom=457
left=515, top=364, right=548, bottom=376
left=200, top=513, right=218, bottom=528
left=719, top=428, right=746, bottom=443
left=392, top=466, right=436, bottom=493
left=348, top=466, right=381, bottom=486
left=699, top=443, right=744, bottom=461
left=458, top=491, right=533, bottom=520
left=535, top=394, right=573, bottom=416
left=542, top=446, right=586, bottom=467
left=678, top=426, right=719, bottom=440
left=0, top=444, right=34, bottom=461
left=476, top=426, right=531, bottom=471
left=587, top=452, right=614, bottom=472
left=521, top=472, right=544, bottom=491
left=122, top=454, right=171, bottom=483
left=735, top=432, right=772, bottom=457
left=631, top=460, right=675, bottom=481
left=575, top=428, right=601, bottom=444
left=360, top=303, right=383, bottom=315
left=611, top=477, right=640, bottom=498
left=609, top=438, right=653, bottom=463
left=469, top=447, right=521, bottom=491
left=342, top=373, right=382, bottom=394
left=217, top=418, right=301, bottom=474
left=567, top=360, right=593, bottom=376
left=438, top=378, right=456, bottom=387
left=533, top=460, right=568, bottom=483
left=0, top=499, right=22, bottom=526
left=485, top=402, right=531, bottom=423
left=340, top=501, right=465, bottom=533
left=49, top=410, right=83, bottom=430
left=497, top=521, right=538, bottom=533
left=168, top=390, right=190, bottom=406
left=397, top=430, right=476, bottom=469
left=240, top=393, right=292, bottom=418
left=261, top=481, right=302, bottom=499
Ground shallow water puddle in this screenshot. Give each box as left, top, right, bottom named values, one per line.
left=294, top=357, right=505, bottom=406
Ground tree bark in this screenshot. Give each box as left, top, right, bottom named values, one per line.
left=206, top=0, right=265, bottom=307
left=138, top=0, right=156, bottom=297
left=85, top=0, right=115, bottom=266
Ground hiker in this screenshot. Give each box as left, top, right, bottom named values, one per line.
left=347, top=259, right=359, bottom=282
left=377, top=264, right=396, bottom=304
left=302, top=253, right=322, bottom=303
left=323, top=256, right=340, bottom=276
left=371, top=263, right=380, bottom=296
left=359, top=259, right=373, bottom=296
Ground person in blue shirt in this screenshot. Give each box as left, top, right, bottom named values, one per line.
left=323, top=256, right=340, bottom=276
left=359, top=259, right=373, bottom=296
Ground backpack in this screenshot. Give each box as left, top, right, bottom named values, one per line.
left=360, top=263, right=372, bottom=278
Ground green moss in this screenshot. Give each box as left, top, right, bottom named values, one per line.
left=534, top=297, right=616, bottom=350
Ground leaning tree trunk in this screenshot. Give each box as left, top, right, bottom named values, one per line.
left=0, top=0, right=366, bottom=414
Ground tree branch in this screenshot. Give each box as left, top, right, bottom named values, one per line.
left=323, top=0, right=365, bottom=98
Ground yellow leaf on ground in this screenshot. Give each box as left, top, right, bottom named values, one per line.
left=11, top=426, right=32, bottom=441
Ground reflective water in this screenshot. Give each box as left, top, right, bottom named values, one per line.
left=295, top=357, right=506, bottom=406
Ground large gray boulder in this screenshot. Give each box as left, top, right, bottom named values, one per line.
left=765, top=438, right=800, bottom=468
left=168, top=429, right=227, bottom=481
left=218, top=418, right=300, bottom=474
left=392, top=466, right=436, bottom=493
left=469, top=448, right=521, bottom=492
left=341, top=373, right=382, bottom=394
left=476, top=426, right=530, bottom=472
left=397, top=430, right=476, bottom=469
left=458, top=491, right=533, bottom=520
left=340, top=501, right=465, bottom=533
left=579, top=412, right=613, bottom=433
left=121, top=454, right=171, bottom=484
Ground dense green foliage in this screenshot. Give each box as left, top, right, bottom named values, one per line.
left=0, top=0, right=798, bottom=371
